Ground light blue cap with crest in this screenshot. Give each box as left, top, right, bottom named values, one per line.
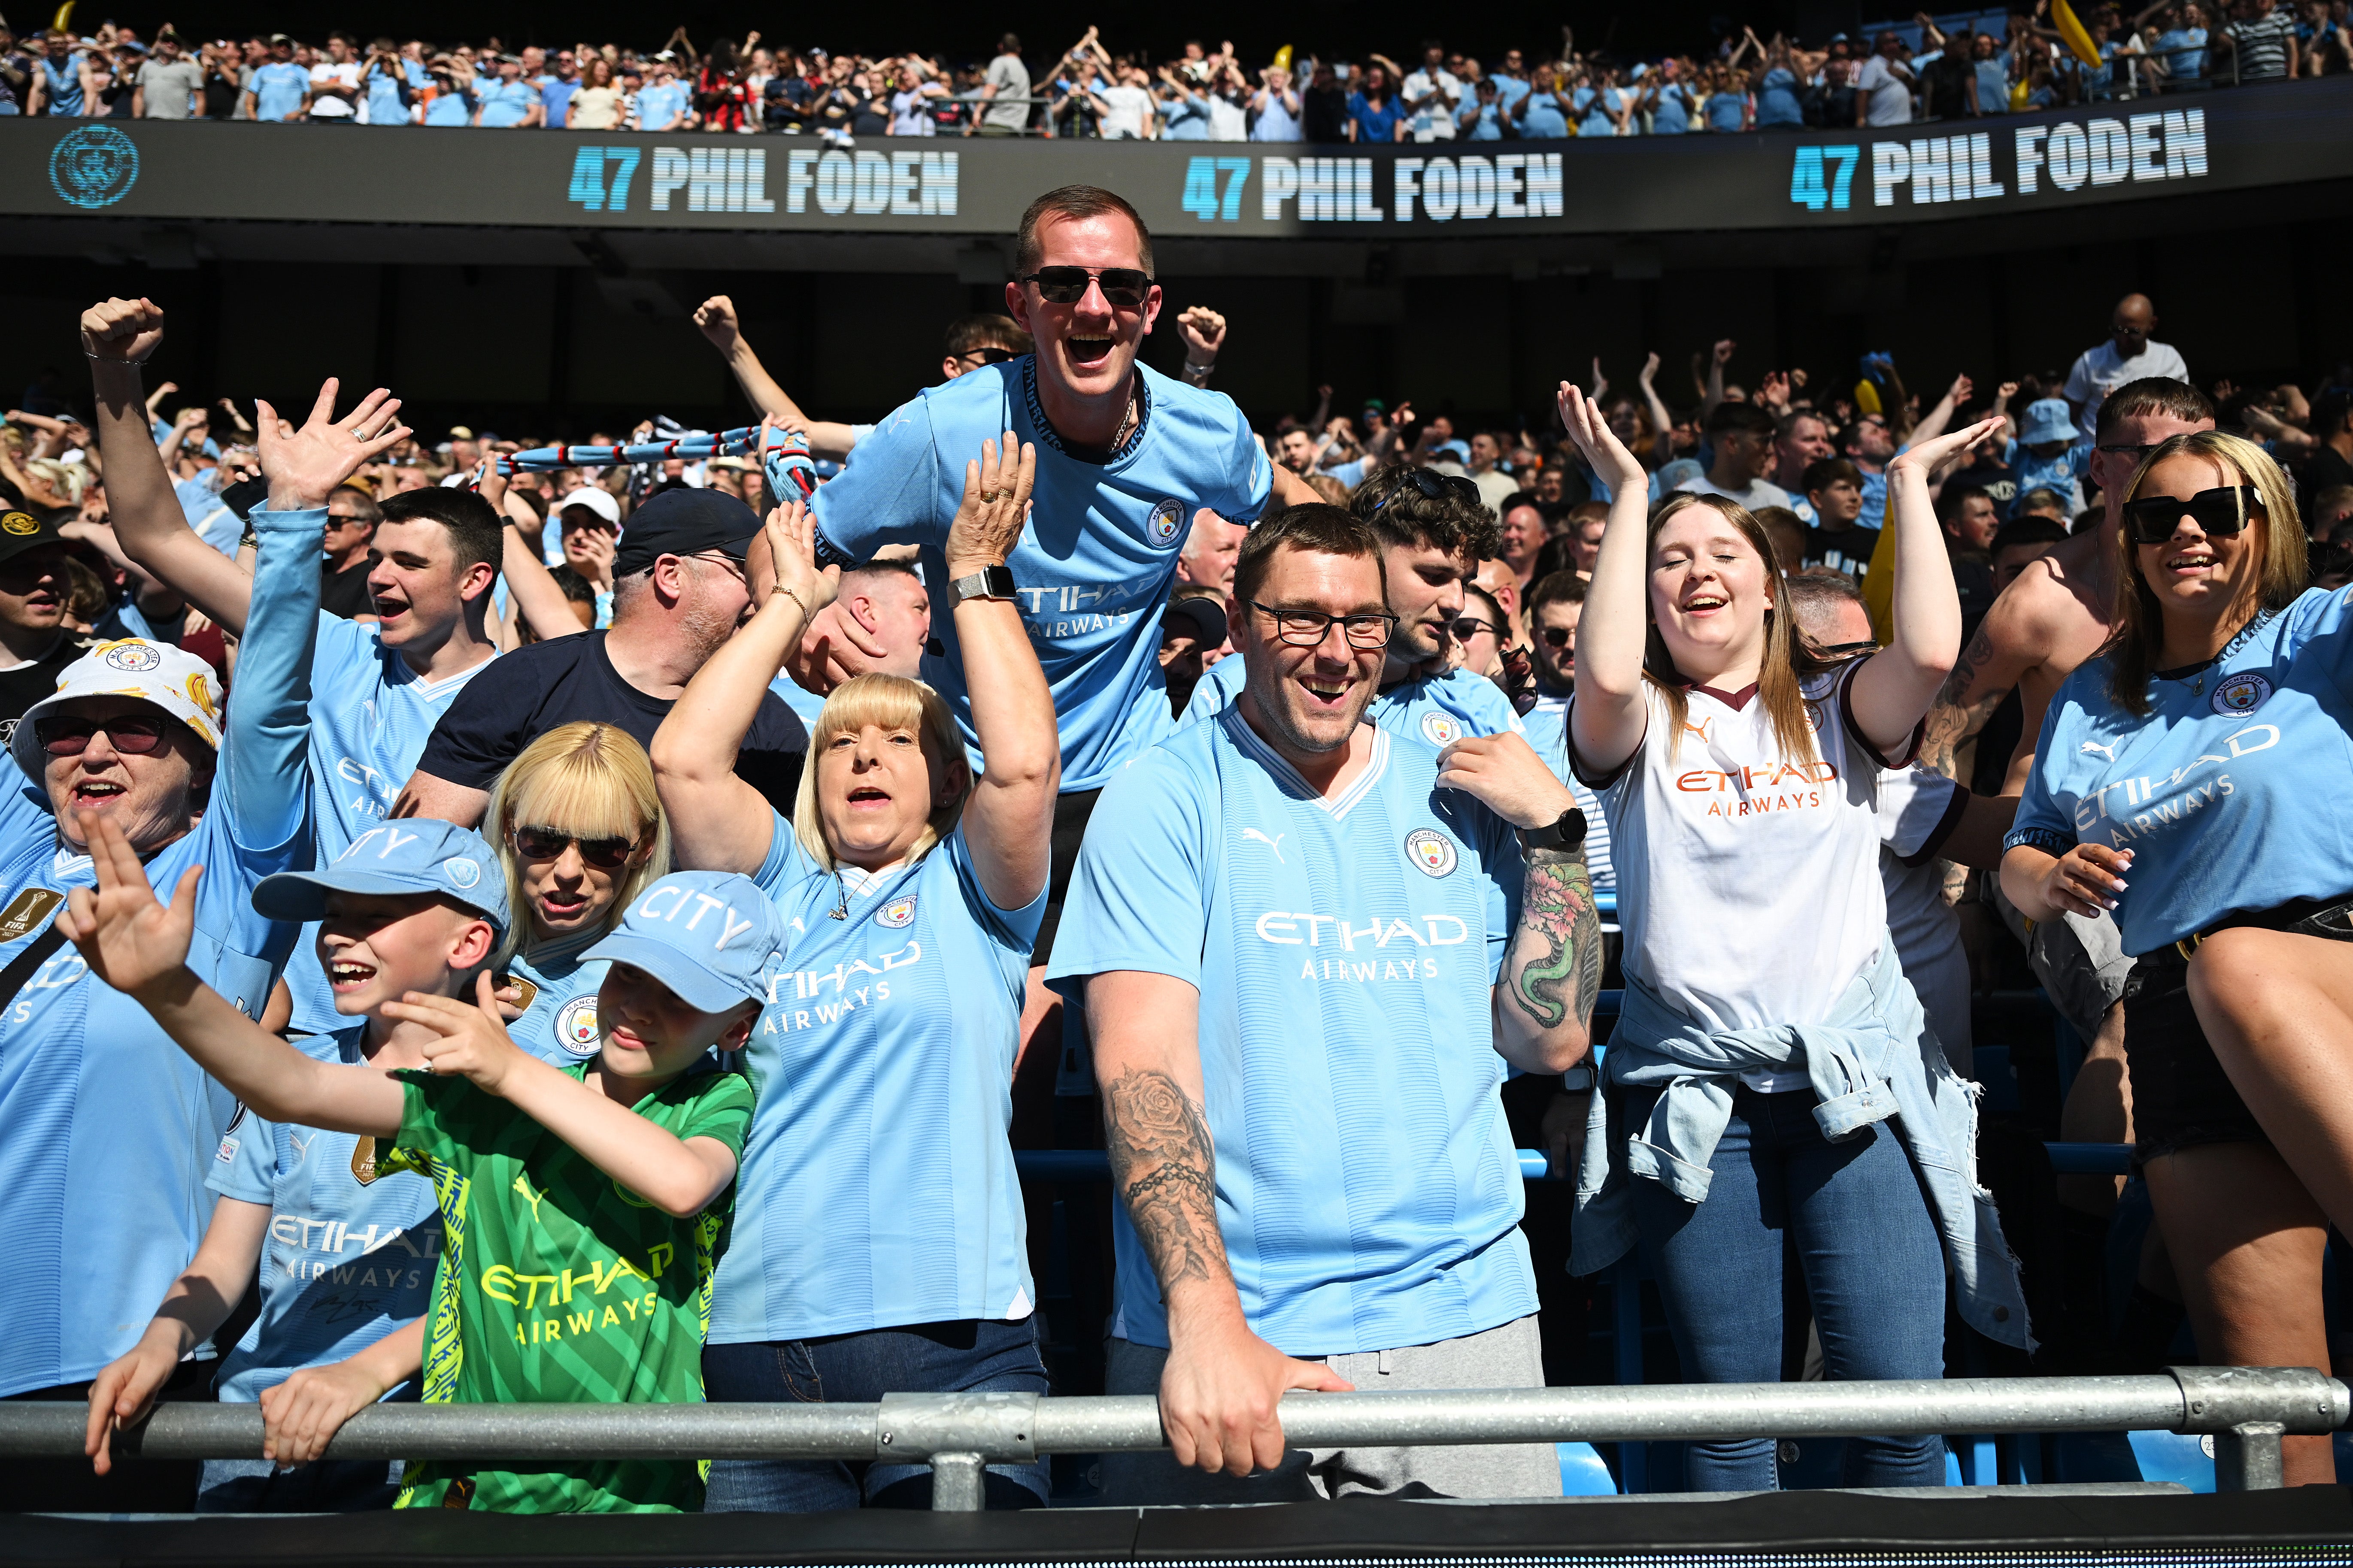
left=253, top=819, right=510, bottom=939
left=585, top=871, right=785, bottom=1013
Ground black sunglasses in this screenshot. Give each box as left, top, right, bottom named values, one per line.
left=1449, top=616, right=1501, bottom=641
left=1018, top=266, right=1153, bottom=309
left=1538, top=626, right=1574, bottom=648
left=956, top=345, right=1018, bottom=366
left=512, top=825, right=641, bottom=870
left=2123, top=484, right=2262, bottom=545
left=1369, top=468, right=1482, bottom=518
left=37, top=715, right=169, bottom=757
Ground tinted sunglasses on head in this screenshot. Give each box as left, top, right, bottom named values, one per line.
left=1019, top=266, right=1152, bottom=310
left=512, top=825, right=640, bottom=869
left=1370, top=468, right=1482, bottom=518
left=38, top=715, right=169, bottom=757
left=2123, top=484, right=2261, bottom=545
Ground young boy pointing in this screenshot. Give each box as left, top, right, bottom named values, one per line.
left=63, top=814, right=781, bottom=1512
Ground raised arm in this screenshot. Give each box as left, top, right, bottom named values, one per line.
left=61, top=814, right=406, bottom=1137
left=475, top=462, right=582, bottom=644
left=1089, top=969, right=1350, bottom=1477
left=82, top=297, right=258, bottom=634
left=1847, top=420, right=1997, bottom=755
left=650, top=493, right=835, bottom=873
left=1909, top=372, right=1973, bottom=450
left=1558, top=383, right=1654, bottom=774
left=944, top=435, right=1059, bottom=910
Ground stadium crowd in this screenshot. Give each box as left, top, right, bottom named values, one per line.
left=3, top=0, right=2349, bottom=134
left=2, top=182, right=2352, bottom=1514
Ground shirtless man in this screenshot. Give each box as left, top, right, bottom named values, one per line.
left=1919, top=377, right=2214, bottom=1212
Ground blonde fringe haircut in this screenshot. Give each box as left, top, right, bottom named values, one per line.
left=791, top=674, right=973, bottom=875
left=2107, top=430, right=2307, bottom=718
left=1643, top=492, right=1827, bottom=765
left=484, top=721, right=672, bottom=968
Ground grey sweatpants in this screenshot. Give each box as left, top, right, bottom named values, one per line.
left=1098, top=1314, right=1562, bottom=1504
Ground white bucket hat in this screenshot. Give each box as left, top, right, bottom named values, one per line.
left=9, top=639, right=224, bottom=780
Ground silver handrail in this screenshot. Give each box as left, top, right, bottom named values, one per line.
left=0, top=1366, right=2337, bottom=1510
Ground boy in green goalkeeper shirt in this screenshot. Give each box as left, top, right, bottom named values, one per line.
left=61, top=812, right=782, bottom=1512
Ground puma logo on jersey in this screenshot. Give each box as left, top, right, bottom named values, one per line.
left=513, top=1174, right=548, bottom=1225
left=1242, top=829, right=1286, bottom=863
left=2080, top=740, right=2116, bottom=760
left=1682, top=718, right=1714, bottom=744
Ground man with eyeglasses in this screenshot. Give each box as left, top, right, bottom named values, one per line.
left=397, top=488, right=808, bottom=832
left=0, top=378, right=330, bottom=1513
left=694, top=298, right=1036, bottom=462
left=2063, top=294, right=2190, bottom=448
left=1049, top=504, right=1598, bottom=1505
left=1917, top=377, right=2214, bottom=1220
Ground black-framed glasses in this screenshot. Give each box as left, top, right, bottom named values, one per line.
left=1247, top=600, right=1397, bottom=650
left=512, top=825, right=641, bottom=869
left=1368, top=468, right=1481, bottom=518
left=1538, top=626, right=1574, bottom=648
left=954, top=345, right=1018, bottom=366
left=1449, top=616, right=1501, bottom=641
left=1017, top=266, right=1153, bottom=309
left=2123, top=484, right=2262, bottom=545
left=37, top=715, right=169, bottom=757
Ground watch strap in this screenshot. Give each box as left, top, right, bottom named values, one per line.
left=952, top=564, right=1018, bottom=603
left=1559, top=1065, right=1597, bottom=1094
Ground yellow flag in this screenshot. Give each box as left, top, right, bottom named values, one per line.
left=1859, top=499, right=1900, bottom=643
left=1854, top=379, right=1883, bottom=417
left=51, top=0, right=76, bottom=32
left=2052, top=0, right=2104, bottom=68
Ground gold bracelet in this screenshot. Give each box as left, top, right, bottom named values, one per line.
left=773, top=587, right=808, bottom=620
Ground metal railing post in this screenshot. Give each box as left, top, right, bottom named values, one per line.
left=927, top=1452, right=986, bottom=1511
left=2212, top=1422, right=2287, bottom=1491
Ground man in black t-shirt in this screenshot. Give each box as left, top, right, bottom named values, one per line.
left=0, top=512, right=101, bottom=735
left=318, top=483, right=379, bottom=620
left=397, top=489, right=807, bottom=825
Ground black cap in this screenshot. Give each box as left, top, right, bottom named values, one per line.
left=0, top=509, right=69, bottom=568
left=612, top=488, right=761, bottom=579
left=1162, top=594, right=1228, bottom=646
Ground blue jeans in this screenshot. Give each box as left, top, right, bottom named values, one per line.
left=1626, top=1084, right=1948, bottom=1492
left=701, top=1318, right=1051, bottom=1511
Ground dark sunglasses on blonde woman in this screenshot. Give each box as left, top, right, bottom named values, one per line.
left=511, top=825, right=639, bottom=869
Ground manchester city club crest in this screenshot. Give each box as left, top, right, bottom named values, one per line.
left=1421, top=713, right=1465, bottom=747
left=1, top=512, right=39, bottom=537
left=1147, top=497, right=1185, bottom=548
left=1404, top=827, right=1458, bottom=877
left=100, top=641, right=163, bottom=673
left=557, top=996, right=603, bottom=1056
left=876, top=893, right=918, bottom=929
left=442, top=856, right=482, bottom=889
left=49, top=125, right=141, bottom=210
left=2212, top=671, right=2272, bottom=716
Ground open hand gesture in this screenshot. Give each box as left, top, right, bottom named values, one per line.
left=758, top=494, right=840, bottom=624
left=386, top=973, right=530, bottom=1097
left=946, top=430, right=1037, bottom=579
left=59, top=811, right=200, bottom=1002
left=1890, top=415, right=2004, bottom=482
left=1556, top=381, right=1645, bottom=490
left=254, top=380, right=410, bottom=513
left=80, top=296, right=166, bottom=366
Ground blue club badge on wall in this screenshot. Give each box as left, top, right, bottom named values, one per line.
left=50, top=126, right=141, bottom=209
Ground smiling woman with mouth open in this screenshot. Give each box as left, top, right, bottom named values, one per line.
left=481, top=722, right=672, bottom=1068
left=2004, top=430, right=2353, bottom=1486
left=1560, top=381, right=2029, bottom=1494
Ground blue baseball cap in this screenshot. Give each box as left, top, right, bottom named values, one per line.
left=2020, top=398, right=2079, bottom=446
left=584, top=872, right=784, bottom=1014
left=254, top=820, right=510, bottom=940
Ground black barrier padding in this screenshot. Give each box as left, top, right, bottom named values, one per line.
left=2, top=1486, right=2349, bottom=1567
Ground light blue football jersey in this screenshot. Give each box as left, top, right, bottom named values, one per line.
left=0, top=506, right=317, bottom=1397
left=2008, top=585, right=2353, bottom=954
left=499, top=938, right=613, bottom=1068
left=809, top=357, right=1273, bottom=791
left=207, top=1027, right=440, bottom=1405
left=712, top=819, right=1041, bottom=1341
left=1046, top=708, right=1538, bottom=1356
left=766, top=672, right=829, bottom=733
left=282, top=511, right=496, bottom=1036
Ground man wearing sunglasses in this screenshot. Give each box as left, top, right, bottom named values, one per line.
left=694, top=295, right=1034, bottom=463
left=1918, top=377, right=2214, bottom=1219
left=0, top=384, right=334, bottom=1512
left=795, top=184, right=1319, bottom=981
left=2061, top=293, right=2190, bottom=449
left=0, top=514, right=103, bottom=731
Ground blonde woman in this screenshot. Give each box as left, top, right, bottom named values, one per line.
left=652, top=437, right=1058, bottom=1511
left=1561, top=381, right=2025, bottom=1491
left=2003, top=433, right=2352, bottom=1485
left=484, top=721, right=671, bottom=1064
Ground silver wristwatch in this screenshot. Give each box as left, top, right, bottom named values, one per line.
left=952, top=564, right=1018, bottom=604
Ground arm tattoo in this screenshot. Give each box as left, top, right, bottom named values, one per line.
left=1920, top=624, right=2010, bottom=782
left=1102, top=1067, right=1231, bottom=1299
left=1507, top=845, right=1602, bottom=1032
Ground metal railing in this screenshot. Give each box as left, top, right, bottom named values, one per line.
left=0, top=1366, right=2337, bottom=1511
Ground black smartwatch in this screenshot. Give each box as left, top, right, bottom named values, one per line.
left=951, top=564, right=1018, bottom=604
left=1559, top=1065, right=1596, bottom=1094
left=1516, top=805, right=1586, bottom=854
